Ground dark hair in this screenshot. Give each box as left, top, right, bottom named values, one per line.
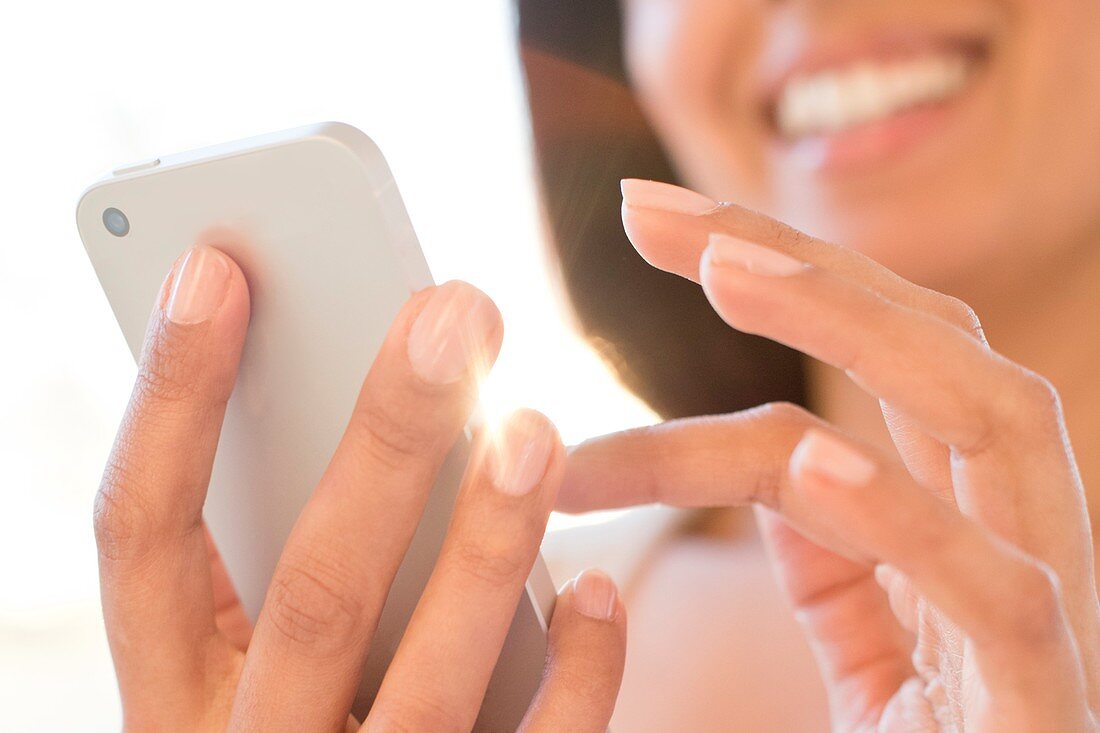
left=515, top=1, right=805, bottom=420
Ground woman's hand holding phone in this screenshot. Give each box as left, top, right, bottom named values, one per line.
left=94, top=246, right=626, bottom=732
left=561, top=180, right=1099, bottom=730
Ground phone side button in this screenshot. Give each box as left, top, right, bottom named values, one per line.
left=113, top=157, right=161, bottom=176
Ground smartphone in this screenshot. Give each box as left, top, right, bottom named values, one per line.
left=77, top=122, right=556, bottom=728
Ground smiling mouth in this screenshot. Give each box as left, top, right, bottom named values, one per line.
left=766, top=40, right=989, bottom=144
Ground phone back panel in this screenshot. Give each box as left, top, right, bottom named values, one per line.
left=77, top=123, right=554, bottom=728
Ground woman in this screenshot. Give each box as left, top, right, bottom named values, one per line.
left=97, top=3, right=1099, bottom=732
left=520, top=0, right=1100, bottom=730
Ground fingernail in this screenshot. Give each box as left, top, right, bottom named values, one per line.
left=791, top=430, right=877, bottom=486
left=165, top=247, right=231, bottom=325
left=621, top=178, right=718, bottom=215
left=488, top=410, right=557, bottom=496
left=407, top=282, right=501, bottom=385
left=706, top=233, right=805, bottom=277
left=573, top=569, right=618, bottom=621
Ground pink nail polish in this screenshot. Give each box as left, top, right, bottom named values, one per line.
left=706, top=233, right=805, bottom=277
left=791, top=429, right=877, bottom=486
left=165, top=247, right=231, bottom=325
left=620, top=179, right=718, bottom=215
left=573, top=569, right=618, bottom=621
left=407, top=282, right=501, bottom=385
left=487, top=410, right=556, bottom=496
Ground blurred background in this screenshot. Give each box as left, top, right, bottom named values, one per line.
left=0, top=2, right=657, bottom=729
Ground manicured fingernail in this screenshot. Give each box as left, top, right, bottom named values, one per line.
left=573, top=569, right=618, bottom=621
left=488, top=410, right=557, bottom=496
left=791, top=430, right=877, bottom=486
left=621, top=178, right=718, bottom=215
left=706, top=233, right=805, bottom=277
left=407, top=282, right=501, bottom=385
left=165, top=247, right=231, bottom=325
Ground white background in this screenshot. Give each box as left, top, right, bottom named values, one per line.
left=0, top=2, right=655, bottom=729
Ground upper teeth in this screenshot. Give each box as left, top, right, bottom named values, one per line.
left=776, top=53, right=973, bottom=138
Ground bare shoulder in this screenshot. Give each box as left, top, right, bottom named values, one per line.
left=611, top=517, right=831, bottom=733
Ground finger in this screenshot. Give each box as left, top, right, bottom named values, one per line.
left=618, top=179, right=985, bottom=343
left=95, top=246, right=249, bottom=721
left=563, top=403, right=821, bottom=510
left=366, top=410, right=562, bottom=731
left=755, top=509, right=913, bottom=730
left=789, top=428, right=1091, bottom=727
left=620, top=179, right=982, bottom=493
left=697, top=236, right=1017, bottom=463
left=564, top=405, right=912, bottom=726
left=623, top=179, right=1099, bottom=704
left=561, top=404, right=868, bottom=561
left=697, top=235, right=1100, bottom=686
left=231, top=282, right=503, bottom=732
left=205, top=526, right=252, bottom=651
left=696, top=234, right=1091, bottom=541
left=518, top=570, right=627, bottom=733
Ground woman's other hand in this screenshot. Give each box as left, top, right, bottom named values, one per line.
left=94, top=246, right=626, bottom=732
left=560, top=180, right=1098, bottom=731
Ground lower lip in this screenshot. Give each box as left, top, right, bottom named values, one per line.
left=772, top=77, right=984, bottom=174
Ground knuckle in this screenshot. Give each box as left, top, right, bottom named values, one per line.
left=969, top=368, right=1065, bottom=454
left=352, top=384, right=440, bottom=470
left=451, top=536, right=528, bottom=589
left=266, top=549, right=365, bottom=651
left=1014, top=370, right=1064, bottom=422
left=134, top=321, right=233, bottom=414
left=997, top=562, right=1066, bottom=647
left=135, top=369, right=195, bottom=410
left=707, top=201, right=747, bottom=222
left=937, top=294, right=986, bottom=342
left=93, top=478, right=142, bottom=562
left=93, top=451, right=164, bottom=563
left=955, top=366, right=1063, bottom=458
left=756, top=400, right=815, bottom=429
left=708, top=204, right=815, bottom=254
left=137, top=330, right=205, bottom=407
left=761, top=212, right=815, bottom=252
left=746, top=402, right=819, bottom=509
left=956, top=411, right=1001, bottom=459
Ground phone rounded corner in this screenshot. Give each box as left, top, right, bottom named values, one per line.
left=307, top=122, right=395, bottom=189
left=75, top=177, right=111, bottom=247
left=312, top=120, right=371, bottom=144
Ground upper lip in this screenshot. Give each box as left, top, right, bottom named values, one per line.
left=755, top=30, right=991, bottom=134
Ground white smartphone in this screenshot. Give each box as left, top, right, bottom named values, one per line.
left=77, top=122, right=556, bottom=729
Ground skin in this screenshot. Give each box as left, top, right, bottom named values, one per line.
left=616, top=0, right=1100, bottom=503
left=620, top=0, right=1100, bottom=301
left=553, top=0, right=1100, bottom=729
left=96, top=247, right=627, bottom=731
left=100, top=2, right=1100, bottom=728
left=562, top=193, right=1099, bottom=730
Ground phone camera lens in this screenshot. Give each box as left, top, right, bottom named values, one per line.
left=102, top=207, right=130, bottom=237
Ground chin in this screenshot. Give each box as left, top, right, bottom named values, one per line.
left=631, top=1, right=1100, bottom=305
